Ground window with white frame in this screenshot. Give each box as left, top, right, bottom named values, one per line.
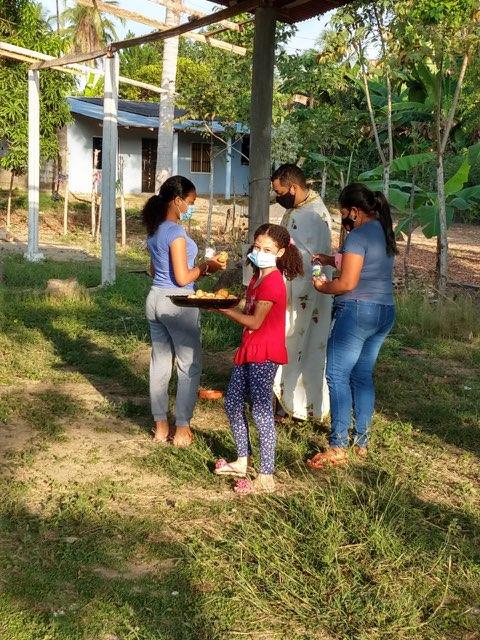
left=191, top=142, right=211, bottom=173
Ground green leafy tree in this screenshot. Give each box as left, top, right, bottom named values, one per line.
left=0, top=0, right=73, bottom=223
left=271, top=119, right=302, bottom=167
left=332, top=0, right=400, bottom=196
left=119, top=37, right=162, bottom=101
left=393, top=0, right=480, bottom=293
left=277, top=37, right=364, bottom=197
left=61, top=0, right=123, bottom=55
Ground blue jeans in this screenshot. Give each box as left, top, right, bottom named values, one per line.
left=326, top=300, right=395, bottom=448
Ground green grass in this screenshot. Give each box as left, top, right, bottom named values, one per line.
left=0, top=255, right=479, bottom=639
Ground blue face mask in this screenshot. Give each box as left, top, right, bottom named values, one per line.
left=247, top=249, right=278, bottom=269
left=180, top=204, right=195, bottom=222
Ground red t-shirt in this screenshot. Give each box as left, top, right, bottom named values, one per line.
left=234, top=269, right=288, bottom=366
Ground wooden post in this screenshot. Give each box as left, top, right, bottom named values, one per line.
left=96, top=198, right=102, bottom=245
left=225, top=136, right=232, bottom=199
left=119, top=155, right=126, bottom=247
left=26, top=69, right=44, bottom=262
left=91, top=152, right=99, bottom=238
left=6, top=171, right=14, bottom=230
left=247, top=6, right=276, bottom=240
left=232, top=176, right=236, bottom=236
left=101, top=52, right=119, bottom=285
left=63, top=152, right=69, bottom=235
left=206, top=136, right=215, bottom=247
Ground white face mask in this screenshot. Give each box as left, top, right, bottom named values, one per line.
left=247, top=249, right=278, bottom=269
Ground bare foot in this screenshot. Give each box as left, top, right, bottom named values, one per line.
left=152, top=420, right=169, bottom=443
left=254, top=474, right=276, bottom=493
left=354, top=446, right=368, bottom=459
left=172, top=425, right=194, bottom=448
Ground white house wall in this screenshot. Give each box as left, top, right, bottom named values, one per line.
left=121, top=129, right=156, bottom=195
left=67, top=116, right=250, bottom=197
left=67, top=116, right=103, bottom=194
left=177, top=133, right=250, bottom=197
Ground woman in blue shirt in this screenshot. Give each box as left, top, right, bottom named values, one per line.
left=308, top=183, right=397, bottom=468
left=142, top=176, right=225, bottom=447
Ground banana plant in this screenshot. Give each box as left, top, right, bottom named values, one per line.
left=358, top=151, right=434, bottom=219
left=359, top=142, right=480, bottom=238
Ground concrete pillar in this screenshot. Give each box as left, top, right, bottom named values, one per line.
left=155, top=8, right=179, bottom=190
left=25, top=69, right=44, bottom=262
left=101, top=52, right=119, bottom=285
left=225, top=137, right=232, bottom=199
left=247, top=6, right=276, bottom=240
left=172, top=131, right=179, bottom=175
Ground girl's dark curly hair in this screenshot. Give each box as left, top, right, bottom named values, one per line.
left=141, top=175, right=196, bottom=236
left=249, top=223, right=304, bottom=281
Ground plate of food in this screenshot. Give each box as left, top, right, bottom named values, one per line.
left=169, top=288, right=240, bottom=309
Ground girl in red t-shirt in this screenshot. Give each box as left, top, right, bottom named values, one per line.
left=215, top=224, right=303, bottom=493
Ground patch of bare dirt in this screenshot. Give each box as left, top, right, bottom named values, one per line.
left=92, top=558, right=178, bottom=581
left=0, top=377, right=237, bottom=512
left=0, top=420, right=33, bottom=462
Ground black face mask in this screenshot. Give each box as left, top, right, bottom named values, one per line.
left=341, top=214, right=355, bottom=231
left=276, top=192, right=296, bottom=210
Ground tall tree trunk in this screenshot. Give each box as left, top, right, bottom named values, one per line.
left=434, top=51, right=469, bottom=295
left=346, top=151, right=354, bottom=185
left=384, top=72, right=393, bottom=197
left=357, top=48, right=389, bottom=196
left=321, top=165, right=327, bottom=199
left=383, top=164, right=390, bottom=198
left=404, top=223, right=413, bottom=290
left=436, top=152, right=448, bottom=294
left=6, top=170, right=14, bottom=230
left=155, top=9, right=179, bottom=191
left=373, top=6, right=392, bottom=197
left=403, top=171, right=417, bottom=290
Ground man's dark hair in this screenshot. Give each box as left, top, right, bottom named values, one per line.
left=271, top=163, right=307, bottom=188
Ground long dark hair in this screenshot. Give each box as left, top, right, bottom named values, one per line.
left=250, top=223, right=304, bottom=281
left=339, top=183, right=398, bottom=256
left=141, top=175, right=196, bottom=236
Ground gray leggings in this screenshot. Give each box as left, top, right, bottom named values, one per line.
left=146, top=287, right=202, bottom=426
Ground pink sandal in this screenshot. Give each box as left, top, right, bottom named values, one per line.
left=233, top=476, right=276, bottom=494
left=234, top=478, right=254, bottom=494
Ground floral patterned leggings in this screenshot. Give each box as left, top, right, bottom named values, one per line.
left=224, top=361, right=279, bottom=475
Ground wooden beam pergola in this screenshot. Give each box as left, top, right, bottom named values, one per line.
left=31, top=0, right=258, bottom=70
left=76, top=0, right=247, bottom=55
left=0, top=41, right=168, bottom=93
left=146, top=0, right=242, bottom=31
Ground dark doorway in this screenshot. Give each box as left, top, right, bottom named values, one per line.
left=92, top=137, right=102, bottom=169
left=142, top=138, right=157, bottom=192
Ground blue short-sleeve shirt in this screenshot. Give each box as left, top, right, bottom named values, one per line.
left=336, top=220, right=394, bottom=305
left=147, top=220, right=198, bottom=290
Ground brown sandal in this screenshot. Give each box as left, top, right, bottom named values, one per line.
left=307, top=448, right=348, bottom=469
